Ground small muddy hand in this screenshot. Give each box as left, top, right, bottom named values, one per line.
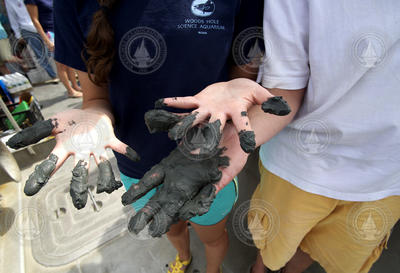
left=123, top=109, right=229, bottom=237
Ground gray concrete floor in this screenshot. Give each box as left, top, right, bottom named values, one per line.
left=0, top=82, right=399, bottom=273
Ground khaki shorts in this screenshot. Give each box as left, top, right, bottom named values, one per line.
left=248, top=162, right=400, bottom=273
left=0, top=38, right=13, bottom=65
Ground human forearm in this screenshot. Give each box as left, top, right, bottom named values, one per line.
left=230, top=64, right=259, bottom=81
left=77, top=70, right=115, bottom=123
left=31, top=19, right=50, bottom=44
left=26, top=4, right=52, bottom=47
left=249, top=87, right=305, bottom=147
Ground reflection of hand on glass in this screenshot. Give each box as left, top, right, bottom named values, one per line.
left=158, top=78, right=291, bottom=153
left=7, top=109, right=140, bottom=209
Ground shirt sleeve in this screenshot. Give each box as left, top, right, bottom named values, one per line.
left=53, top=0, right=87, bottom=72
left=261, top=0, right=310, bottom=90
left=5, top=0, right=21, bottom=38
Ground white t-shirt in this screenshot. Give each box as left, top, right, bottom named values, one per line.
left=259, top=0, right=400, bottom=201
left=5, top=0, right=37, bottom=38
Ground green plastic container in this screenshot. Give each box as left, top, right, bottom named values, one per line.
left=5, top=101, right=29, bottom=129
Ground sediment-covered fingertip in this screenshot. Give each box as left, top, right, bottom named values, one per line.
left=238, top=130, right=256, bottom=153
left=154, top=98, right=167, bottom=109
left=262, top=96, right=291, bottom=116
left=23, top=153, right=58, bottom=196
left=125, top=146, right=140, bottom=162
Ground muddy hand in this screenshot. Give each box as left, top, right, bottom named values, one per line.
left=157, top=78, right=291, bottom=154
left=122, top=116, right=229, bottom=237
left=6, top=109, right=140, bottom=209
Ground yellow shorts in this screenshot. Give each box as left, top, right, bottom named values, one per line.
left=248, top=162, right=400, bottom=273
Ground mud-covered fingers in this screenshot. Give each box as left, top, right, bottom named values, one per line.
left=23, top=145, right=70, bottom=196
left=128, top=191, right=162, bottom=234
left=169, top=110, right=210, bottom=141
left=148, top=197, right=185, bottom=237
left=70, top=159, right=90, bottom=209
left=6, top=118, right=60, bottom=149
left=148, top=209, right=177, bottom=237
left=144, top=109, right=184, bottom=133
left=157, top=96, right=199, bottom=109
left=179, top=184, right=216, bottom=220
left=121, top=164, right=165, bottom=206
left=261, top=96, right=291, bottom=116
left=106, top=138, right=140, bottom=162
left=95, top=150, right=123, bottom=194
left=230, top=110, right=256, bottom=153
left=209, top=114, right=227, bottom=134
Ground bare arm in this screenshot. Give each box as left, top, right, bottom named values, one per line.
left=25, top=4, right=53, bottom=50
left=249, top=86, right=305, bottom=147
left=76, top=70, right=115, bottom=123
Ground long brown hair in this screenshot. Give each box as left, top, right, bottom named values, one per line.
left=84, top=0, right=118, bottom=85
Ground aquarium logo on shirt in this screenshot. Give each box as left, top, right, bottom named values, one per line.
left=119, top=27, right=167, bottom=75
left=191, top=0, right=216, bottom=17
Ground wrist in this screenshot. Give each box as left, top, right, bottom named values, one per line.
left=82, top=100, right=115, bottom=124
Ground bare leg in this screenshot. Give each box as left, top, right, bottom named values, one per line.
left=166, top=220, right=191, bottom=262
left=283, top=248, right=313, bottom=273
left=251, top=251, right=266, bottom=273
left=55, top=61, right=82, bottom=97
left=67, top=67, right=81, bottom=91
left=191, top=216, right=229, bottom=273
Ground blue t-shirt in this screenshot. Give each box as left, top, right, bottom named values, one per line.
left=54, top=0, right=263, bottom=179
left=24, top=0, right=54, bottom=32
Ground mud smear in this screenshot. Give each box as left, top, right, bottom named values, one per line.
left=179, top=184, right=216, bottom=220
left=24, top=153, right=58, bottom=196
left=97, top=160, right=123, bottom=194
left=7, top=119, right=55, bottom=149
left=239, top=130, right=256, bottom=153
left=70, top=160, right=89, bottom=210
left=183, top=119, right=221, bottom=157
left=154, top=98, right=167, bottom=109
left=125, top=146, right=140, bottom=162
left=168, top=113, right=198, bottom=141
left=144, top=109, right=183, bottom=133
left=262, top=96, right=291, bottom=116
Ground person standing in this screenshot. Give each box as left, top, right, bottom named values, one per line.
left=5, top=0, right=56, bottom=77
left=24, top=0, right=82, bottom=97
